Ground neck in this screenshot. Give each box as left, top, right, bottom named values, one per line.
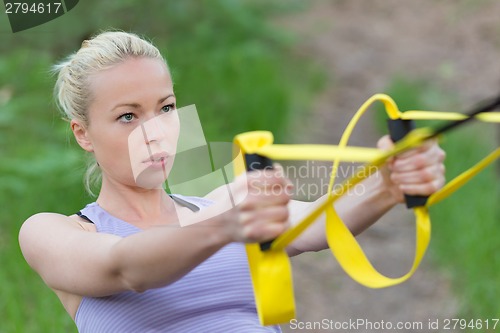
left=96, top=176, right=177, bottom=227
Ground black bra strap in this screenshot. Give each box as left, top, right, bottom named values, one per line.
left=76, top=211, right=94, bottom=224
left=169, top=195, right=201, bottom=212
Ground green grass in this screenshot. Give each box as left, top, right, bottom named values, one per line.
left=0, top=1, right=321, bottom=332
left=430, top=124, right=499, bottom=320
left=376, top=77, right=500, bottom=322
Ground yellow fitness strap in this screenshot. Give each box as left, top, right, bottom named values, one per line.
left=233, top=94, right=500, bottom=325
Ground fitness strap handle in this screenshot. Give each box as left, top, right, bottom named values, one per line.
left=244, top=153, right=275, bottom=251
left=387, top=118, right=429, bottom=208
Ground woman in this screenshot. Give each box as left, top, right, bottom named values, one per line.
left=19, top=31, right=445, bottom=332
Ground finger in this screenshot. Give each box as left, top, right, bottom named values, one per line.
left=246, top=168, right=286, bottom=183
left=240, top=207, right=290, bottom=242
left=256, top=205, right=290, bottom=224
left=390, top=164, right=445, bottom=185
left=272, top=162, right=283, bottom=172
left=239, top=205, right=290, bottom=226
left=232, top=170, right=293, bottom=209
left=377, top=136, right=397, bottom=171
left=247, top=169, right=293, bottom=192
left=398, top=178, right=445, bottom=196
left=393, top=145, right=445, bottom=172
left=247, top=178, right=293, bottom=196
left=394, top=139, right=437, bottom=159
left=249, top=190, right=291, bottom=208
left=242, top=184, right=291, bottom=210
left=377, top=135, right=395, bottom=150
left=243, top=222, right=288, bottom=243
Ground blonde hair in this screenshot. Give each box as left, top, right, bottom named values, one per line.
left=53, top=31, right=168, bottom=196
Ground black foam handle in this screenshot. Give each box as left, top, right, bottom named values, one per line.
left=245, top=154, right=275, bottom=251
left=387, top=119, right=429, bottom=208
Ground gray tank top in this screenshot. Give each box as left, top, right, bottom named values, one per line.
left=74, top=194, right=281, bottom=333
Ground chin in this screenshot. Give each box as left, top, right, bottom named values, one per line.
left=134, top=169, right=169, bottom=190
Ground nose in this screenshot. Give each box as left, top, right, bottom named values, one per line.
left=140, top=116, right=166, bottom=144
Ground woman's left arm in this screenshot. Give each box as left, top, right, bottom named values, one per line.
left=286, top=136, right=446, bottom=256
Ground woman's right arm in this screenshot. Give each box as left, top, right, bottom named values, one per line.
left=19, top=169, right=291, bottom=297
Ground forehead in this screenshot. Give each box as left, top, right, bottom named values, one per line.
left=89, top=57, right=173, bottom=105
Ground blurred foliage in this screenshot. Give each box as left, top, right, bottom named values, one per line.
left=377, top=77, right=500, bottom=320
left=0, top=1, right=322, bottom=331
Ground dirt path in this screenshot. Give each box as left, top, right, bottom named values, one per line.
left=277, top=1, right=500, bottom=332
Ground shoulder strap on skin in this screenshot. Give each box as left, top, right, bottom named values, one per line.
left=75, top=194, right=206, bottom=226
left=169, top=194, right=201, bottom=212
left=76, top=211, right=94, bottom=224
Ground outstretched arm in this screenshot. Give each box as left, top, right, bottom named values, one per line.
left=286, top=136, right=445, bottom=256
left=19, top=169, right=291, bottom=298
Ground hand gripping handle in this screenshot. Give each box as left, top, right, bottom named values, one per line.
left=245, top=153, right=275, bottom=251
left=387, top=119, right=429, bottom=208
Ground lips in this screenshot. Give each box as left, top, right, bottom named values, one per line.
left=142, top=152, right=169, bottom=164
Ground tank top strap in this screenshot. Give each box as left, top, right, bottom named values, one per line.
left=76, top=211, right=94, bottom=224
left=76, top=194, right=214, bottom=225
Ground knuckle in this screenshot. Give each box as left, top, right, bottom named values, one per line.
left=377, top=135, right=392, bottom=149
left=242, top=225, right=258, bottom=242
left=274, top=223, right=288, bottom=236
left=237, top=211, right=252, bottom=227
left=245, top=177, right=260, bottom=190
left=438, top=163, right=446, bottom=174
left=421, top=167, right=435, bottom=182
left=413, top=154, right=427, bottom=169
left=427, top=181, right=441, bottom=193
left=278, top=206, right=289, bottom=221
left=390, top=171, right=400, bottom=183
left=436, top=177, right=445, bottom=189
left=278, top=191, right=291, bottom=204
left=437, top=147, right=446, bottom=161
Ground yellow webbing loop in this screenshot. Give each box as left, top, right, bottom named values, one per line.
left=428, top=147, right=500, bottom=206
left=325, top=94, right=430, bottom=288
left=232, top=94, right=500, bottom=325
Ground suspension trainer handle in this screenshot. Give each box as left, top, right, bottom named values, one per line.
left=245, top=153, right=275, bottom=251
left=387, top=119, right=429, bottom=208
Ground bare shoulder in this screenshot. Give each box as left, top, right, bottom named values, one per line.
left=19, top=212, right=96, bottom=267
left=20, top=212, right=95, bottom=236
left=21, top=212, right=77, bottom=233
left=18, top=212, right=119, bottom=318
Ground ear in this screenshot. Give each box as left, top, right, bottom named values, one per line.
left=71, top=119, right=94, bottom=152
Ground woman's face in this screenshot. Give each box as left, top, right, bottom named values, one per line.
left=82, top=57, right=179, bottom=189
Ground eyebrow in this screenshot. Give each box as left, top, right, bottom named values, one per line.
left=111, top=94, right=175, bottom=112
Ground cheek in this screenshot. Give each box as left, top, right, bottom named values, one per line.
left=88, top=126, right=118, bottom=155
left=91, top=125, right=135, bottom=175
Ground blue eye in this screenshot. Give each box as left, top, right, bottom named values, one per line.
left=161, top=104, right=175, bottom=113
left=118, top=113, right=135, bottom=123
